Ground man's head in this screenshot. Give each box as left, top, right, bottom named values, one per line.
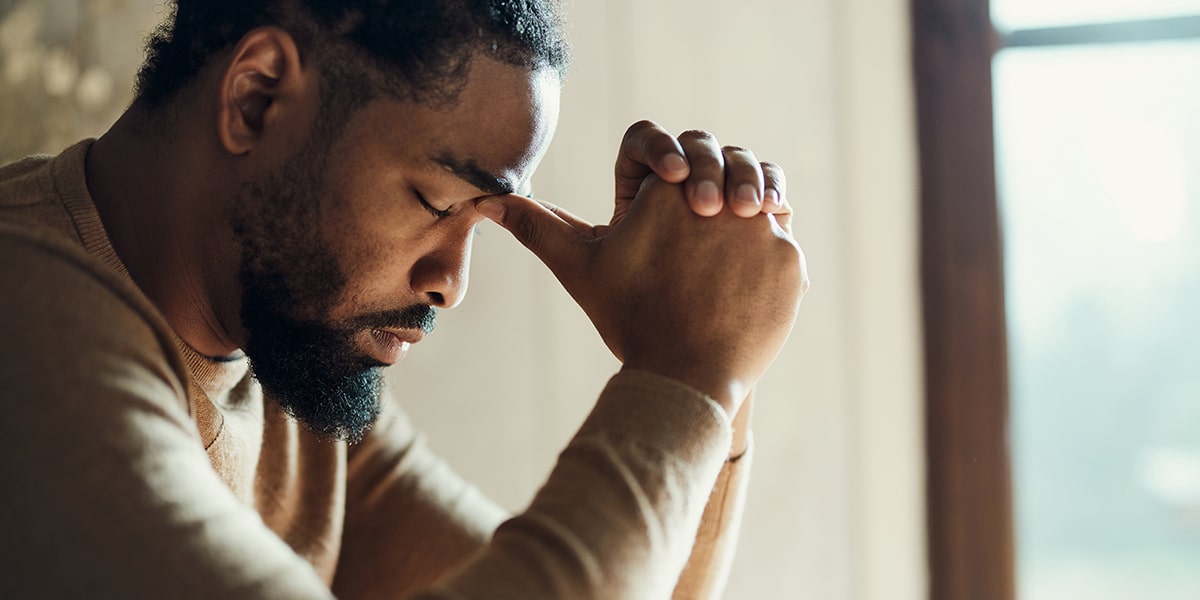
left=135, top=0, right=570, bottom=114
left=133, top=1, right=567, bottom=442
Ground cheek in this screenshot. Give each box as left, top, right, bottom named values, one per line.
left=324, top=249, right=422, bottom=324
left=319, top=210, right=430, bottom=319
left=324, top=234, right=424, bottom=317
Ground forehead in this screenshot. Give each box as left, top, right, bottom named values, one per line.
left=340, top=58, right=562, bottom=190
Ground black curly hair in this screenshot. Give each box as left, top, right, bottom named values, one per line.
left=134, top=0, right=570, bottom=115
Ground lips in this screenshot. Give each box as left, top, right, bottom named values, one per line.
left=367, top=328, right=423, bottom=365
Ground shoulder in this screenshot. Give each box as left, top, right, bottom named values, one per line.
left=0, top=141, right=100, bottom=242
left=0, top=153, right=55, bottom=208
left=0, top=223, right=190, bottom=415
left=0, top=230, right=335, bottom=599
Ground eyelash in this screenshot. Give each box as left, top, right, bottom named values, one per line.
left=413, top=188, right=451, bottom=219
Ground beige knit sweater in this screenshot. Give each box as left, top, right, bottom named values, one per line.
left=0, top=141, right=750, bottom=599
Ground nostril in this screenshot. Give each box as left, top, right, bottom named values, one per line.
left=427, top=291, right=445, bottom=306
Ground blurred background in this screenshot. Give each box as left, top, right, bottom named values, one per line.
left=993, top=1, right=1200, bottom=598
left=3, top=0, right=1196, bottom=599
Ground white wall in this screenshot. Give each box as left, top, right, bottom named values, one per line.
left=391, top=1, right=927, bottom=598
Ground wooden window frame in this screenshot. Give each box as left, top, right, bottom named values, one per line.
left=912, top=1, right=1013, bottom=598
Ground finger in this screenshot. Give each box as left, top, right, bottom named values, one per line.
left=760, top=161, right=792, bottom=234
left=537, top=200, right=602, bottom=240
left=677, top=130, right=725, bottom=217
left=615, top=120, right=689, bottom=209
left=475, top=194, right=590, bottom=280
left=761, top=161, right=787, bottom=216
left=721, top=146, right=765, bottom=218
left=770, top=197, right=794, bottom=237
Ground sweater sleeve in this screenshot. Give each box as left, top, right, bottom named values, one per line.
left=672, top=441, right=753, bottom=599
left=405, top=370, right=734, bottom=600
left=332, top=391, right=510, bottom=598
left=336, top=371, right=737, bottom=600
left=0, top=229, right=336, bottom=600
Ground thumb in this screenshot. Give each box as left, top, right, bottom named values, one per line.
left=475, top=193, right=589, bottom=279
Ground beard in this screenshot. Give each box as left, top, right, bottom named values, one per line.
left=230, top=136, right=435, bottom=443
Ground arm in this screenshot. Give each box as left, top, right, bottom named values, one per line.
left=608, top=124, right=794, bottom=597
left=0, top=229, right=335, bottom=599
left=416, top=369, right=733, bottom=599
left=469, top=174, right=806, bottom=597
left=673, top=391, right=754, bottom=600
left=333, top=380, right=739, bottom=600
left=333, top=389, right=509, bottom=598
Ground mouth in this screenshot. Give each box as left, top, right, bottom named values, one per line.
left=366, top=328, right=424, bottom=366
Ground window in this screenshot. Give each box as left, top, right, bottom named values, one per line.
left=915, top=1, right=1200, bottom=599
left=993, top=5, right=1200, bottom=600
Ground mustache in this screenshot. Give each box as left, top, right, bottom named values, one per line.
left=344, top=303, right=437, bottom=335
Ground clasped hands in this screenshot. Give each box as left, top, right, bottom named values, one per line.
left=475, top=120, right=809, bottom=416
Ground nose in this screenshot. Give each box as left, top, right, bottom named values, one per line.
left=410, top=223, right=476, bottom=309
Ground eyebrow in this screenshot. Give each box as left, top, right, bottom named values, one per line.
left=431, top=152, right=516, bottom=196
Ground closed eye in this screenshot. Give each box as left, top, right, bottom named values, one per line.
left=413, top=187, right=451, bottom=219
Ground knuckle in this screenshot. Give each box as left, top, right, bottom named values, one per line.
left=625, top=119, right=659, bottom=139
left=722, top=145, right=753, bottom=156
left=513, top=211, right=542, bottom=250
left=772, top=234, right=802, bottom=260
left=638, top=173, right=676, bottom=196
left=760, top=161, right=784, bottom=176
left=787, top=245, right=809, bottom=295
left=762, top=163, right=787, bottom=189
left=678, top=129, right=718, bottom=145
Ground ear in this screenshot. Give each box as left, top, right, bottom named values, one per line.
left=216, top=27, right=311, bottom=156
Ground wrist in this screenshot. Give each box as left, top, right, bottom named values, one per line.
left=729, top=389, right=754, bottom=458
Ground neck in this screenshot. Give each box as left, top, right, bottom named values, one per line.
left=86, top=106, right=245, bottom=358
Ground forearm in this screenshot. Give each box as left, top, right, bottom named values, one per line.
left=416, top=370, right=732, bottom=599
left=335, top=392, right=509, bottom=599
left=671, top=389, right=755, bottom=599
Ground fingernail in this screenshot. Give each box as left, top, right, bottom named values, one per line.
left=663, top=153, right=688, bottom=173
left=735, top=183, right=760, bottom=207
left=765, top=188, right=781, bottom=207
left=696, top=181, right=721, bottom=212
left=476, top=198, right=506, bottom=221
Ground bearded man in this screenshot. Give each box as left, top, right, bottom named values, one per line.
left=0, top=1, right=806, bottom=597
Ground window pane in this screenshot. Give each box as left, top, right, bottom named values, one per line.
left=995, top=41, right=1200, bottom=600
left=993, top=0, right=1200, bottom=30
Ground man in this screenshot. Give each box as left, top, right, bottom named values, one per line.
left=0, top=1, right=806, bottom=598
